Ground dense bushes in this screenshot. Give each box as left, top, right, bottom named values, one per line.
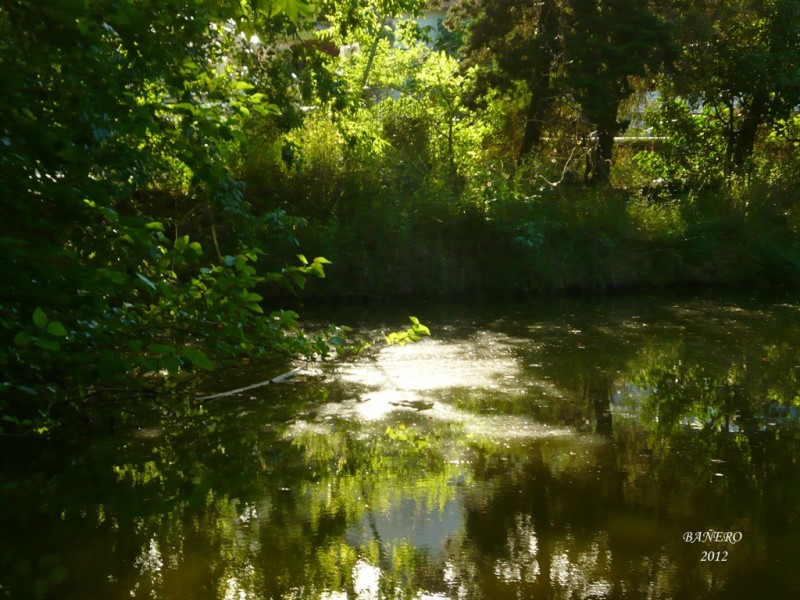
left=227, top=9, right=800, bottom=300
left=4, top=0, right=800, bottom=430
left=238, top=90, right=800, bottom=299
left=0, top=0, right=347, bottom=429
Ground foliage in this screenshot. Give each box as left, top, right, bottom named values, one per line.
left=452, top=0, right=561, bottom=159
left=665, top=0, right=800, bottom=173
left=563, top=0, right=676, bottom=184
left=384, top=316, right=431, bottom=346
left=452, top=0, right=675, bottom=183
left=633, top=99, right=728, bottom=189
left=4, top=0, right=800, bottom=431
left=0, top=0, right=343, bottom=425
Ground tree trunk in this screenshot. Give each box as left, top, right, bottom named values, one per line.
left=519, top=82, right=549, bottom=158
left=732, top=91, right=768, bottom=173
left=585, top=95, right=622, bottom=186
left=360, top=15, right=387, bottom=96
left=586, top=129, right=615, bottom=186
left=518, top=0, right=558, bottom=160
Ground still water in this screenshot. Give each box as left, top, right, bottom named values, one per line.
left=2, top=292, right=800, bottom=599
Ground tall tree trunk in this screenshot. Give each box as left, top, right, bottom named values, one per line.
left=586, top=129, right=615, bottom=186
left=360, top=15, right=387, bottom=96
left=518, top=0, right=558, bottom=160
left=519, top=80, right=550, bottom=158
left=585, top=96, right=622, bottom=186
left=733, top=91, right=768, bottom=173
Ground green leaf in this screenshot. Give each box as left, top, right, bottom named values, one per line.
left=160, top=354, right=181, bottom=375
left=262, top=0, right=313, bottom=21
left=408, top=316, right=430, bottom=335
left=182, top=348, right=214, bottom=371
left=287, top=272, right=306, bottom=290
left=142, top=357, right=159, bottom=372
left=136, top=273, right=157, bottom=292
left=33, top=308, right=48, bottom=328
left=46, top=321, right=68, bottom=337
left=145, top=221, right=165, bottom=231
left=106, top=270, right=125, bottom=284
left=35, top=338, right=60, bottom=351
left=174, top=235, right=189, bottom=252
left=253, top=103, right=281, bottom=116
left=172, top=102, right=196, bottom=116
left=297, top=254, right=309, bottom=265
left=13, top=331, right=31, bottom=347
left=149, top=343, right=176, bottom=355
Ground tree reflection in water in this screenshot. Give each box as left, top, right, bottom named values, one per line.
left=1, top=293, right=800, bottom=599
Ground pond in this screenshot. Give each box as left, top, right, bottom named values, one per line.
left=2, top=291, right=800, bottom=599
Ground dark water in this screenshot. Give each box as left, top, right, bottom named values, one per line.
left=3, top=292, right=800, bottom=599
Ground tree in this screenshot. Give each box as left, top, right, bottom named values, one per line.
left=0, top=0, right=337, bottom=423
left=563, top=0, right=675, bottom=185
left=665, top=0, right=800, bottom=174
left=454, top=0, right=562, bottom=160
left=453, top=0, right=674, bottom=183
left=317, top=0, right=427, bottom=98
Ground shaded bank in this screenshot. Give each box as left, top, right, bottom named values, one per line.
left=284, top=186, right=800, bottom=300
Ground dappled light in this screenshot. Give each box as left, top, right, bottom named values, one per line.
left=4, top=0, right=800, bottom=596
left=337, top=337, right=522, bottom=391
left=3, top=294, right=800, bottom=598
left=296, top=334, right=573, bottom=442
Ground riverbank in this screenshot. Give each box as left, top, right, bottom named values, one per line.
left=275, top=185, right=800, bottom=300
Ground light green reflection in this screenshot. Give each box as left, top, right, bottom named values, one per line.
left=2, top=293, right=800, bottom=599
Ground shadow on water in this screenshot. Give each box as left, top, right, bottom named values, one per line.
left=2, top=290, right=800, bottom=599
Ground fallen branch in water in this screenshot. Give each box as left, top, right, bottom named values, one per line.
left=196, top=366, right=304, bottom=401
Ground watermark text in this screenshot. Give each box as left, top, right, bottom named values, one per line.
left=683, top=531, right=742, bottom=544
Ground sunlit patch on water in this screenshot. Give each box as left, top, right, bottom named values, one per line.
left=318, top=561, right=453, bottom=600
left=285, top=400, right=572, bottom=444
left=129, top=538, right=163, bottom=597
left=292, top=334, right=574, bottom=440
left=287, top=388, right=572, bottom=442
left=133, top=425, right=165, bottom=439
left=461, top=414, right=570, bottom=440
left=335, top=337, right=523, bottom=392
left=317, top=561, right=447, bottom=600
left=341, top=389, right=447, bottom=421
left=549, top=535, right=614, bottom=599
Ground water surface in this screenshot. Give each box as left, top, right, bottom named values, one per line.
left=2, top=292, right=800, bottom=599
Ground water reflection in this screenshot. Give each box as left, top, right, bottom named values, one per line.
left=2, top=293, right=800, bottom=599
